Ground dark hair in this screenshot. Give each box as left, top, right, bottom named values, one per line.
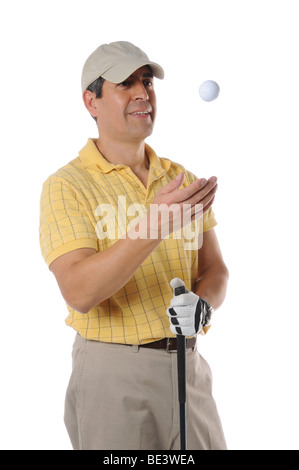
left=86, top=76, right=105, bottom=122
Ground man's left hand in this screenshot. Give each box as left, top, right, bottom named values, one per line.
left=166, top=278, right=213, bottom=336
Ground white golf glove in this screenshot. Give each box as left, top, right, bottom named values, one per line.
left=167, top=278, right=213, bottom=336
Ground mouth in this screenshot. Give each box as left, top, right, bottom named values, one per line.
left=129, top=110, right=152, bottom=118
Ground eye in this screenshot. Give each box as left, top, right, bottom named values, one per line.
left=144, top=79, right=153, bottom=87
left=119, top=80, right=130, bottom=88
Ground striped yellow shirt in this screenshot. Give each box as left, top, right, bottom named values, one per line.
left=39, top=139, right=217, bottom=344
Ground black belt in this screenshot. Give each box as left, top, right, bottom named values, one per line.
left=140, top=337, right=196, bottom=351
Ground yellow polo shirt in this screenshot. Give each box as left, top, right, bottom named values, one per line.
left=39, top=139, right=217, bottom=344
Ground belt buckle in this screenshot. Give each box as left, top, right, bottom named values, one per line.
left=166, top=338, right=171, bottom=352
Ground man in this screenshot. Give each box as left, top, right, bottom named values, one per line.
left=39, top=41, right=229, bottom=450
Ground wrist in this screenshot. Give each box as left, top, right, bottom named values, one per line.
left=199, top=297, right=214, bottom=328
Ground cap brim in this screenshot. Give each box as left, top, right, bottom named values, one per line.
left=101, top=59, right=164, bottom=83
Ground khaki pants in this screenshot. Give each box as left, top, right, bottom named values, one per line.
left=64, top=334, right=227, bottom=450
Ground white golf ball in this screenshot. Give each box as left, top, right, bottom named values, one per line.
left=199, top=80, right=220, bottom=102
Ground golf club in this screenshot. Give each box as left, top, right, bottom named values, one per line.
left=173, top=282, right=187, bottom=451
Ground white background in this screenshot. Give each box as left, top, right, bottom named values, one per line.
left=1, top=0, right=298, bottom=450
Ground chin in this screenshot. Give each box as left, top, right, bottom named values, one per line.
left=142, top=123, right=155, bottom=138
left=131, top=129, right=154, bottom=142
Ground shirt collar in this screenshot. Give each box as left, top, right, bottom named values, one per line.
left=79, top=138, right=171, bottom=176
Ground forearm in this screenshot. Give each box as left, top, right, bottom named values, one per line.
left=67, top=214, right=161, bottom=313
left=192, top=264, right=229, bottom=310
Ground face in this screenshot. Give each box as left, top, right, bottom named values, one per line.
left=88, top=66, right=157, bottom=144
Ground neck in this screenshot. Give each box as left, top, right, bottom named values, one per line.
left=95, top=138, right=149, bottom=172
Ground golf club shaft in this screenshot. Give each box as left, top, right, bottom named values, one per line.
left=177, top=334, right=186, bottom=450
left=174, top=284, right=187, bottom=450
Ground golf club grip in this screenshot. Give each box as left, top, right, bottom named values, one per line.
left=174, top=285, right=186, bottom=296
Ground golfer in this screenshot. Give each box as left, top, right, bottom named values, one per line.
left=39, top=41, right=229, bottom=450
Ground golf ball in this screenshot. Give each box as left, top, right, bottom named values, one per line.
left=199, top=80, right=220, bottom=102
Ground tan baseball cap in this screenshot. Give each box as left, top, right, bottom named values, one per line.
left=81, top=41, right=164, bottom=93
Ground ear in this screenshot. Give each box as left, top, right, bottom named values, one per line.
left=82, top=90, right=98, bottom=119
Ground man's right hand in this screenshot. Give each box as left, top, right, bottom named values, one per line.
left=149, top=172, right=218, bottom=238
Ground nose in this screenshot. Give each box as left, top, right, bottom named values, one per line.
left=132, top=81, right=149, bottom=101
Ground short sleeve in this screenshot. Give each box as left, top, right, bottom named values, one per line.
left=39, top=176, right=98, bottom=266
